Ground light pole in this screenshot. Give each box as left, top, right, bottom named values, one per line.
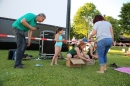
left=82, top=15, right=93, bottom=39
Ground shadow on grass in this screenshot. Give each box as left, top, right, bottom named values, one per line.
left=0, top=78, right=3, bottom=86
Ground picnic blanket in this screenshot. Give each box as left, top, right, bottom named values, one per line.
left=115, top=67, right=130, bottom=74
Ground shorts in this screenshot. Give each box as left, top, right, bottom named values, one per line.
left=67, top=53, right=76, bottom=58
left=55, top=44, right=62, bottom=48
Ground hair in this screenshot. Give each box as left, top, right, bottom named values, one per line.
left=93, top=15, right=105, bottom=24
left=77, top=41, right=86, bottom=50
left=37, top=13, right=46, bottom=19
left=55, top=28, right=63, bottom=34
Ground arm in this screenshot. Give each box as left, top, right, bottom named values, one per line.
left=21, top=18, right=36, bottom=31
left=82, top=51, right=90, bottom=59
left=75, top=47, right=83, bottom=58
left=27, top=30, right=33, bottom=47
left=55, top=34, right=63, bottom=42
left=89, top=30, right=97, bottom=40
left=90, top=50, right=98, bottom=58
left=90, top=47, right=96, bottom=57
left=110, top=26, right=114, bottom=42
left=28, top=30, right=33, bottom=43
left=75, top=48, right=88, bottom=61
left=90, top=47, right=97, bottom=58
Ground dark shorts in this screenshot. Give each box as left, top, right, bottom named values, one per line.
left=67, top=53, right=76, bottom=58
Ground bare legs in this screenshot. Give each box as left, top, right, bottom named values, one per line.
left=97, top=63, right=107, bottom=74
left=54, top=48, right=61, bottom=65
left=103, top=63, right=107, bottom=70
left=51, top=46, right=61, bottom=66
left=66, top=54, right=73, bottom=59
left=66, top=53, right=90, bottom=62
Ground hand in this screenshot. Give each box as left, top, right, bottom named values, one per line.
left=112, top=40, right=115, bottom=45
left=27, top=41, right=31, bottom=47
left=62, top=39, right=67, bottom=43
left=31, top=27, right=36, bottom=31
left=62, top=39, right=65, bottom=42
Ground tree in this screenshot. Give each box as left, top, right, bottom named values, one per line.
left=105, top=16, right=121, bottom=41
left=119, top=2, right=130, bottom=34
left=71, top=3, right=100, bottom=39
left=123, top=34, right=130, bottom=38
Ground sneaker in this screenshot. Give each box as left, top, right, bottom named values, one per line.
left=110, top=63, right=119, bottom=68
left=113, top=63, right=119, bottom=68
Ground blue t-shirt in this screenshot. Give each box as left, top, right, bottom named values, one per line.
left=12, top=13, right=37, bottom=32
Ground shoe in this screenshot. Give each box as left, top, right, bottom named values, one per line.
left=110, top=63, right=119, bottom=68
left=110, top=63, right=114, bottom=67
left=113, top=63, right=119, bottom=68
left=14, top=65, right=24, bottom=69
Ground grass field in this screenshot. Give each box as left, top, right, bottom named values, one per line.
left=0, top=46, right=130, bottom=86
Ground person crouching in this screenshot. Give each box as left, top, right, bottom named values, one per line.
left=66, top=41, right=90, bottom=62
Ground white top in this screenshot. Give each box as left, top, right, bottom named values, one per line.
left=93, top=21, right=112, bottom=41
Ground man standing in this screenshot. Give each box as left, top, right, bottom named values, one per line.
left=12, top=13, right=46, bottom=68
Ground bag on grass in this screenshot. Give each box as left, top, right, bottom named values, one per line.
left=7, top=49, right=16, bottom=60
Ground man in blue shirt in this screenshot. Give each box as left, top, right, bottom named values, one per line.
left=12, top=13, right=46, bottom=68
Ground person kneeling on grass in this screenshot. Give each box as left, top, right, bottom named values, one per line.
left=86, top=42, right=98, bottom=65
left=87, top=42, right=98, bottom=60
left=66, top=41, right=90, bottom=62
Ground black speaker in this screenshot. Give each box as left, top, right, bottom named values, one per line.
left=39, top=30, right=55, bottom=56
left=61, top=43, right=69, bottom=52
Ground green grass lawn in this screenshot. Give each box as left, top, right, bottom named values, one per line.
left=0, top=46, right=130, bottom=86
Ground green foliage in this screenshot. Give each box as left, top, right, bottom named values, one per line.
left=0, top=48, right=130, bottom=86
left=105, top=16, right=121, bottom=41
left=119, top=2, right=130, bottom=34
left=71, top=3, right=100, bottom=39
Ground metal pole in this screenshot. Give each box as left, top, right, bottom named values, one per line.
left=66, top=0, right=71, bottom=40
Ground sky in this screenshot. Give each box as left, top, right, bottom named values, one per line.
left=0, top=0, right=67, bottom=27
left=71, top=0, right=130, bottom=21
left=0, top=0, right=129, bottom=27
